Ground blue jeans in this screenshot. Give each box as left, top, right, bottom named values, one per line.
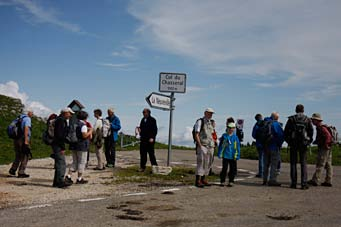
left=263, top=147, right=280, bottom=182
left=257, top=146, right=264, bottom=177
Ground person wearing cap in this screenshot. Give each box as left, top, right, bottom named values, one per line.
left=51, top=107, right=74, bottom=188
left=137, top=108, right=158, bottom=172
left=104, top=108, right=121, bottom=168
left=252, top=113, right=264, bottom=178
left=193, top=107, right=216, bottom=188
left=217, top=121, right=241, bottom=187
left=262, top=112, right=284, bottom=187
left=8, top=109, right=33, bottom=178
left=308, top=113, right=333, bottom=187
left=284, top=104, right=313, bottom=190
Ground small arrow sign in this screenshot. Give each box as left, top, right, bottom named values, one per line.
left=146, top=92, right=172, bottom=111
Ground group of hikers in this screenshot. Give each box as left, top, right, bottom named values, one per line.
left=6, top=103, right=338, bottom=190
left=7, top=107, right=158, bottom=189
left=193, top=104, right=337, bottom=189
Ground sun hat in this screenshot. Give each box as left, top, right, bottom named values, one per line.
left=311, top=113, right=323, bottom=121
left=227, top=122, right=236, bottom=128
left=205, top=107, right=215, bottom=113
left=61, top=107, right=75, bottom=114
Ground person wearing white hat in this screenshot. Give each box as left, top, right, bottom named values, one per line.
left=193, top=107, right=216, bottom=187
left=308, top=113, right=333, bottom=187
left=217, top=121, right=241, bottom=187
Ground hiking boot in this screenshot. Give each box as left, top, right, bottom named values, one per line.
left=321, top=182, right=332, bottom=187
left=262, top=181, right=267, bottom=186
left=307, top=180, right=318, bottom=186
left=76, top=178, right=88, bottom=184
left=227, top=182, right=234, bottom=187
left=93, top=167, right=105, bottom=170
left=106, top=164, right=114, bottom=168
left=64, top=177, right=73, bottom=185
left=220, top=182, right=225, bottom=187
left=56, top=183, right=71, bottom=189
left=9, top=169, right=16, bottom=176
left=138, top=168, right=145, bottom=172
left=290, top=184, right=297, bottom=189
left=268, top=181, right=281, bottom=187
left=17, top=173, right=30, bottom=178
left=201, top=180, right=211, bottom=186
left=255, top=174, right=262, bottom=178
left=301, top=185, right=309, bottom=190
left=195, top=181, right=204, bottom=188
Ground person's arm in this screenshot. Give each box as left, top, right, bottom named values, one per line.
left=111, top=117, right=121, bottom=131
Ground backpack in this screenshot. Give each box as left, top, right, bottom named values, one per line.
left=324, top=125, right=339, bottom=145
left=7, top=116, right=26, bottom=139
left=192, top=118, right=204, bottom=143
left=255, top=119, right=273, bottom=145
left=102, top=119, right=111, bottom=138
left=66, top=119, right=83, bottom=144
left=42, top=118, right=56, bottom=145
left=290, top=115, right=310, bottom=146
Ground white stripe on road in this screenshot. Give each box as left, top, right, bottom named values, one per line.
left=161, top=188, right=180, bottom=192
left=18, top=204, right=52, bottom=210
left=170, top=162, right=184, bottom=165
left=78, top=197, right=105, bottom=202
left=123, top=192, right=147, bottom=197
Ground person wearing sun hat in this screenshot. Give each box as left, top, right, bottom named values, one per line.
left=193, top=107, right=216, bottom=188
left=217, top=120, right=241, bottom=187
left=308, top=113, right=333, bottom=187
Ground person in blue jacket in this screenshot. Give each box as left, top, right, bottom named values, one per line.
left=217, top=122, right=241, bottom=187
left=263, top=112, right=284, bottom=186
left=252, top=113, right=264, bottom=178
left=104, top=107, right=121, bottom=168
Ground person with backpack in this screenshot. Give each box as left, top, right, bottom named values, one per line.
left=284, top=104, right=313, bottom=190
left=104, top=107, right=121, bottom=168
left=8, top=109, right=33, bottom=178
left=308, top=113, right=333, bottom=187
left=65, top=110, right=93, bottom=184
left=217, top=122, right=241, bottom=187
left=262, top=112, right=284, bottom=186
left=252, top=113, right=264, bottom=178
left=92, top=109, right=105, bottom=170
left=193, top=108, right=216, bottom=188
left=137, top=108, right=158, bottom=172
left=52, top=107, right=74, bottom=188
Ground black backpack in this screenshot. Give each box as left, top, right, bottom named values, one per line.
left=7, top=116, right=26, bottom=139
left=192, top=118, right=204, bottom=143
left=255, top=119, right=273, bottom=145
left=290, top=115, right=310, bottom=146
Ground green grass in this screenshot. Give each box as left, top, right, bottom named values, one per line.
left=112, top=165, right=220, bottom=185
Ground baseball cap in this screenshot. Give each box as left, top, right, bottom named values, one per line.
left=61, top=107, right=75, bottom=114
left=227, top=122, right=236, bottom=128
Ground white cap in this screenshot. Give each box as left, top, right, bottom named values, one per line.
left=205, top=107, right=215, bottom=113
left=61, top=107, right=75, bottom=114
left=227, top=122, right=236, bottom=128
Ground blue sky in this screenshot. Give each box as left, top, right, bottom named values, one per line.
left=1, top=0, right=340, bottom=146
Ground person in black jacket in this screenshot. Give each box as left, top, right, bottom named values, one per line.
left=52, top=107, right=74, bottom=188
left=137, top=108, right=158, bottom=172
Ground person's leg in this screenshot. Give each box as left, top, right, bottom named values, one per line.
left=67, top=150, right=78, bottom=179
left=110, top=141, right=116, bottom=167
left=54, top=151, right=66, bottom=187
left=95, top=146, right=101, bottom=168
left=324, top=149, right=333, bottom=185
left=220, top=158, right=228, bottom=184
left=257, top=147, right=264, bottom=177
left=263, top=149, right=270, bottom=184
left=269, top=148, right=280, bottom=183
left=311, top=148, right=326, bottom=184
left=147, top=142, right=158, bottom=166
left=104, top=137, right=111, bottom=165
left=140, top=141, right=148, bottom=170
left=17, top=151, right=29, bottom=175
left=195, top=146, right=205, bottom=187
left=9, top=139, right=22, bottom=174
left=228, top=159, right=237, bottom=184
left=300, top=147, right=308, bottom=187
left=77, top=151, right=88, bottom=183
left=290, top=147, right=298, bottom=187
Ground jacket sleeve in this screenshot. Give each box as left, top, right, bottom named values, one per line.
left=321, top=126, right=332, bottom=149
left=217, top=136, right=224, bottom=158
left=151, top=118, right=158, bottom=139
left=273, top=122, right=284, bottom=147
left=284, top=118, right=293, bottom=144
left=252, top=124, right=257, bottom=140
left=306, top=118, right=314, bottom=144
left=54, top=118, right=66, bottom=150
left=111, top=116, right=121, bottom=132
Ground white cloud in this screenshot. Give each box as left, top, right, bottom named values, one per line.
left=3, top=0, right=85, bottom=34
left=0, top=81, right=52, bottom=117
left=96, top=62, right=130, bottom=68
left=112, top=45, right=139, bottom=58
left=128, top=0, right=341, bottom=99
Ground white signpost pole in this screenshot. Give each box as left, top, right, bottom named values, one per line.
left=167, top=92, right=175, bottom=166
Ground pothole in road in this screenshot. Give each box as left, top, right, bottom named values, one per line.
left=266, top=213, right=299, bottom=221
left=116, top=215, right=146, bottom=221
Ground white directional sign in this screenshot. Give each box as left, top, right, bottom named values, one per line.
left=146, top=92, right=171, bottom=111
left=159, top=72, right=186, bottom=93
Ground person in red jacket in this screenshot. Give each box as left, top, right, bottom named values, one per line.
left=308, top=113, right=333, bottom=187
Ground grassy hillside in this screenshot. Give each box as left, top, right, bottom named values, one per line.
left=0, top=94, right=52, bottom=164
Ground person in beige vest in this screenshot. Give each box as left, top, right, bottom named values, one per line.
left=194, top=108, right=216, bottom=188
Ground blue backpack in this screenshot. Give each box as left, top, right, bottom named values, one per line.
left=7, top=116, right=26, bottom=139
